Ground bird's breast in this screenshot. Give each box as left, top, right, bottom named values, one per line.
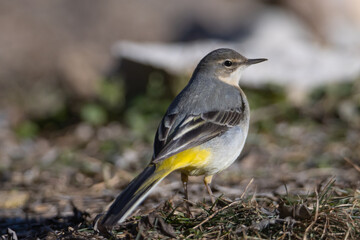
left=181, top=124, right=249, bottom=177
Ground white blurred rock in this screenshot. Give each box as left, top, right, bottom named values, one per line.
left=112, top=7, right=360, bottom=101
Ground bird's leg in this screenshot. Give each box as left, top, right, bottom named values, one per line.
left=204, top=175, right=215, bottom=204
left=181, top=172, right=193, bottom=217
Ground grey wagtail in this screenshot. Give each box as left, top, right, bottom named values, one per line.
left=100, top=48, right=267, bottom=227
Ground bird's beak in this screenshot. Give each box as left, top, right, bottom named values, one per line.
left=246, top=58, right=268, bottom=65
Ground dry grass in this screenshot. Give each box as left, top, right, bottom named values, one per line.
left=1, top=80, right=359, bottom=239
left=2, top=178, right=359, bottom=239
left=90, top=178, right=359, bottom=239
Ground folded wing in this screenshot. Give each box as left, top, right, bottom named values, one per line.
left=152, top=108, right=245, bottom=163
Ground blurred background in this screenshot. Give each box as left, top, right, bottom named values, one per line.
left=0, top=0, right=360, bottom=237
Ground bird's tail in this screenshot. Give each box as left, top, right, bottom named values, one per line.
left=100, top=164, right=171, bottom=227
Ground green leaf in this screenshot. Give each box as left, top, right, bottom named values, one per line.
left=80, top=103, right=107, bottom=126
left=15, top=120, right=39, bottom=139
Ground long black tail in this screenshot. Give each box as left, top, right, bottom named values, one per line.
left=101, top=164, right=168, bottom=227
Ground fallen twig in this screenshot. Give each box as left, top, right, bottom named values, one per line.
left=303, top=189, right=319, bottom=240
left=193, top=178, right=254, bottom=229
left=344, top=157, right=360, bottom=173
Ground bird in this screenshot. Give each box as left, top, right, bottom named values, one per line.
left=100, top=48, right=267, bottom=227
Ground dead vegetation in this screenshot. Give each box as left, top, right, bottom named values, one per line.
left=2, top=178, right=358, bottom=239
left=99, top=178, right=359, bottom=239
left=1, top=80, right=360, bottom=239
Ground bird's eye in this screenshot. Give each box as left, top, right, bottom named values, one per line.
left=224, top=60, right=232, bottom=67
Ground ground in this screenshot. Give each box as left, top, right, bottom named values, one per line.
left=1, top=83, right=360, bottom=239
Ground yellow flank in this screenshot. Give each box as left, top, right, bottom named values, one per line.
left=134, top=147, right=211, bottom=195
left=157, top=147, right=211, bottom=174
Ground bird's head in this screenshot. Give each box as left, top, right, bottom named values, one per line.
left=196, top=48, right=267, bottom=87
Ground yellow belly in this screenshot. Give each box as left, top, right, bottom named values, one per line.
left=134, top=147, right=211, bottom=195
left=156, top=147, right=211, bottom=176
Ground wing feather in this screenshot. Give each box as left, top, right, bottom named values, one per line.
left=153, top=113, right=177, bottom=159
left=152, top=108, right=245, bottom=162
